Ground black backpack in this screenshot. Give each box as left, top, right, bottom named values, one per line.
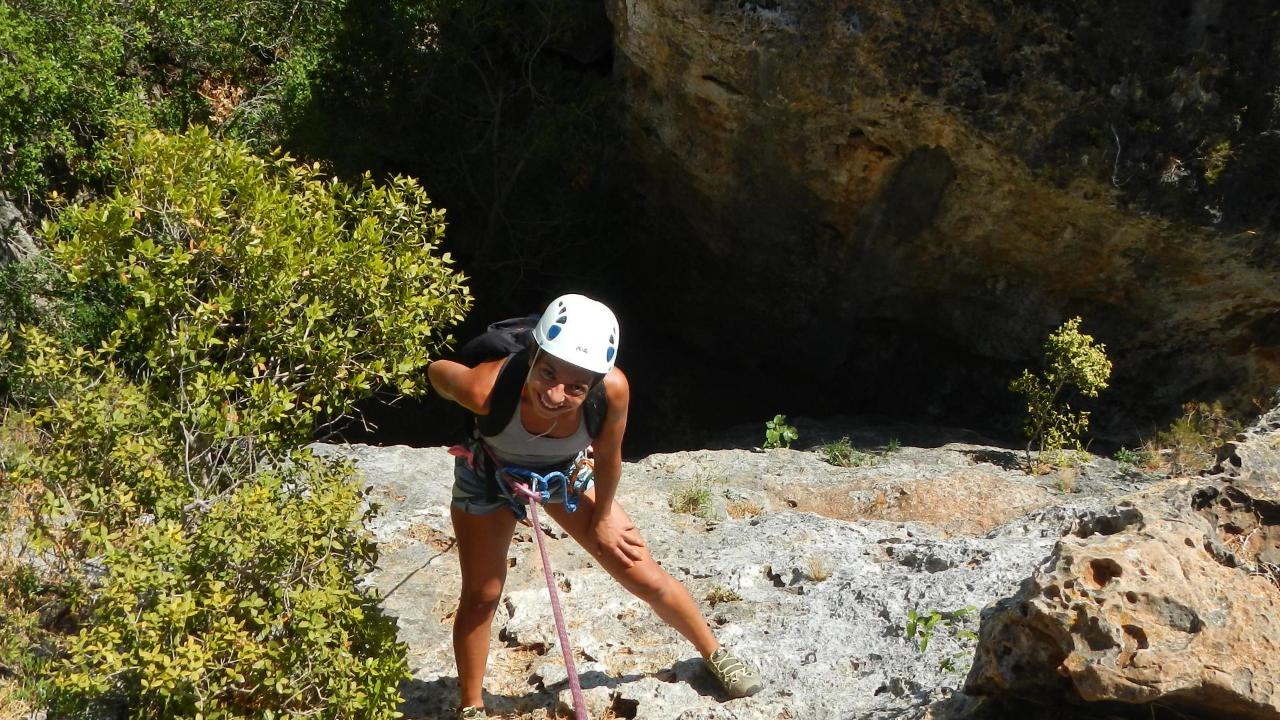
left=454, top=315, right=609, bottom=438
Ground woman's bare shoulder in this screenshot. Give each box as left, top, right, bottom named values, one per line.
left=602, top=366, right=630, bottom=403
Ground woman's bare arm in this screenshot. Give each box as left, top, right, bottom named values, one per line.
left=586, top=368, right=645, bottom=565
left=427, top=358, right=503, bottom=415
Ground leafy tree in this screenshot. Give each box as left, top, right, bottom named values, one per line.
left=1010, top=317, right=1112, bottom=470
left=0, top=0, right=344, bottom=204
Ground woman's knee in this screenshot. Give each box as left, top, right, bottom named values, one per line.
left=457, top=580, right=506, bottom=616
left=620, top=563, right=673, bottom=603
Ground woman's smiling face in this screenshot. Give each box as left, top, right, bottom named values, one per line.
left=525, top=350, right=598, bottom=418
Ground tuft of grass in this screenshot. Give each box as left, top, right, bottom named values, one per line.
left=725, top=499, right=763, bottom=519
left=1054, top=466, right=1078, bottom=493
left=821, top=436, right=888, bottom=467
left=885, top=437, right=902, bottom=454
left=0, top=678, right=34, bottom=720
left=669, top=481, right=715, bottom=520
left=807, top=556, right=832, bottom=582
left=822, top=436, right=855, bottom=466
left=705, top=585, right=743, bottom=607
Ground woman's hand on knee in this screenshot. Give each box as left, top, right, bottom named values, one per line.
left=591, top=514, right=646, bottom=567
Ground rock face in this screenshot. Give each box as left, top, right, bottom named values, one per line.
left=317, top=420, right=1155, bottom=720
left=966, top=404, right=1280, bottom=718
left=0, top=195, right=37, bottom=264
left=604, top=0, right=1280, bottom=429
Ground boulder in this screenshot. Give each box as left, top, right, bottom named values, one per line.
left=965, top=405, right=1280, bottom=719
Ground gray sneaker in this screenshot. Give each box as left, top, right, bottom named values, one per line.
left=704, top=647, right=764, bottom=698
left=457, top=707, right=485, bottom=719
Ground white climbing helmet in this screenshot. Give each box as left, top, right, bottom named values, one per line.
left=532, top=293, right=619, bottom=374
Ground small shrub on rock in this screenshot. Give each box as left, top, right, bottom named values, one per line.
left=821, top=437, right=887, bottom=468
left=1010, top=317, right=1112, bottom=471
left=705, top=586, right=742, bottom=607
left=763, top=414, right=797, bottom=449
left=1146, top=400, right=1242, bottom=476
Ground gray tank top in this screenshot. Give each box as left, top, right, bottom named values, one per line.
left=481, top=401, right=591, bottom=469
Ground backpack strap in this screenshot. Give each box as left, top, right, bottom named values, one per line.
left=473, top=347, right=610, bottom=439
left=582, top=382, right=607, bottom=438
left=476, top=349, right=530, bottom=437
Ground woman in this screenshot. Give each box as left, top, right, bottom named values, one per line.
left=428, top=294, right=763, bottom=718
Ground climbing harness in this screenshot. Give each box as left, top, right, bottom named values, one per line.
left=448, top=440, right=594, bottom=520
left=448, top=441, right=594, bottom=720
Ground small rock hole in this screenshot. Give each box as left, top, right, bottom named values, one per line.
left=1125, top=591, right=1139, bottom=603
left=1086, top=558, right=1123, bottom=588
left=1123, top=624, right=1150, bottom=650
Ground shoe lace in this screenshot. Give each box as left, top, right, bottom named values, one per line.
left=710, top=651, right=748, bottom=683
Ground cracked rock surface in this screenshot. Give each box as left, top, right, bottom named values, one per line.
left=316, top=418, right=1157, bottom=719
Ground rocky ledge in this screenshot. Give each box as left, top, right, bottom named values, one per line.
left=317, top=406, right=1278, bottom=720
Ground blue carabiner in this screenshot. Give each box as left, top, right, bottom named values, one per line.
left=503, top=467, right=581, bottom=512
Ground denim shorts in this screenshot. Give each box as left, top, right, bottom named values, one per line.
left=451, top=455, right=594, bottom=516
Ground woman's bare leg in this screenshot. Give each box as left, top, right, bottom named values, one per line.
left=451, top=505, right=518, bottom=709
left=544, top=490, right=719, bottom=656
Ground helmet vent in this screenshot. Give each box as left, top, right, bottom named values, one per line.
left=547, top=325, right=562, bottom=340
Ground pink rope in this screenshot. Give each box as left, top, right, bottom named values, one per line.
left=507, top=481, right=588, bottom=720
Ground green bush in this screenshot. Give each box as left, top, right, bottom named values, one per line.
left=0, top=254, right=123, bottom=397
left=49, top=452, right=405, bottom=719
left=4, top=335, right=413, bottom=718
left=1009, top=317, right=1112, bottom=470
left=44, top=126, right=471, bottom=447
left=0, top=1, right=146, bottom=198
left=1, top=126, right=470, bottom=717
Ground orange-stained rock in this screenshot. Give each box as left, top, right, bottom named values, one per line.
left=605, top=0, right=1280, bottom=426
left=966, top=402, right=1280, bottom=719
